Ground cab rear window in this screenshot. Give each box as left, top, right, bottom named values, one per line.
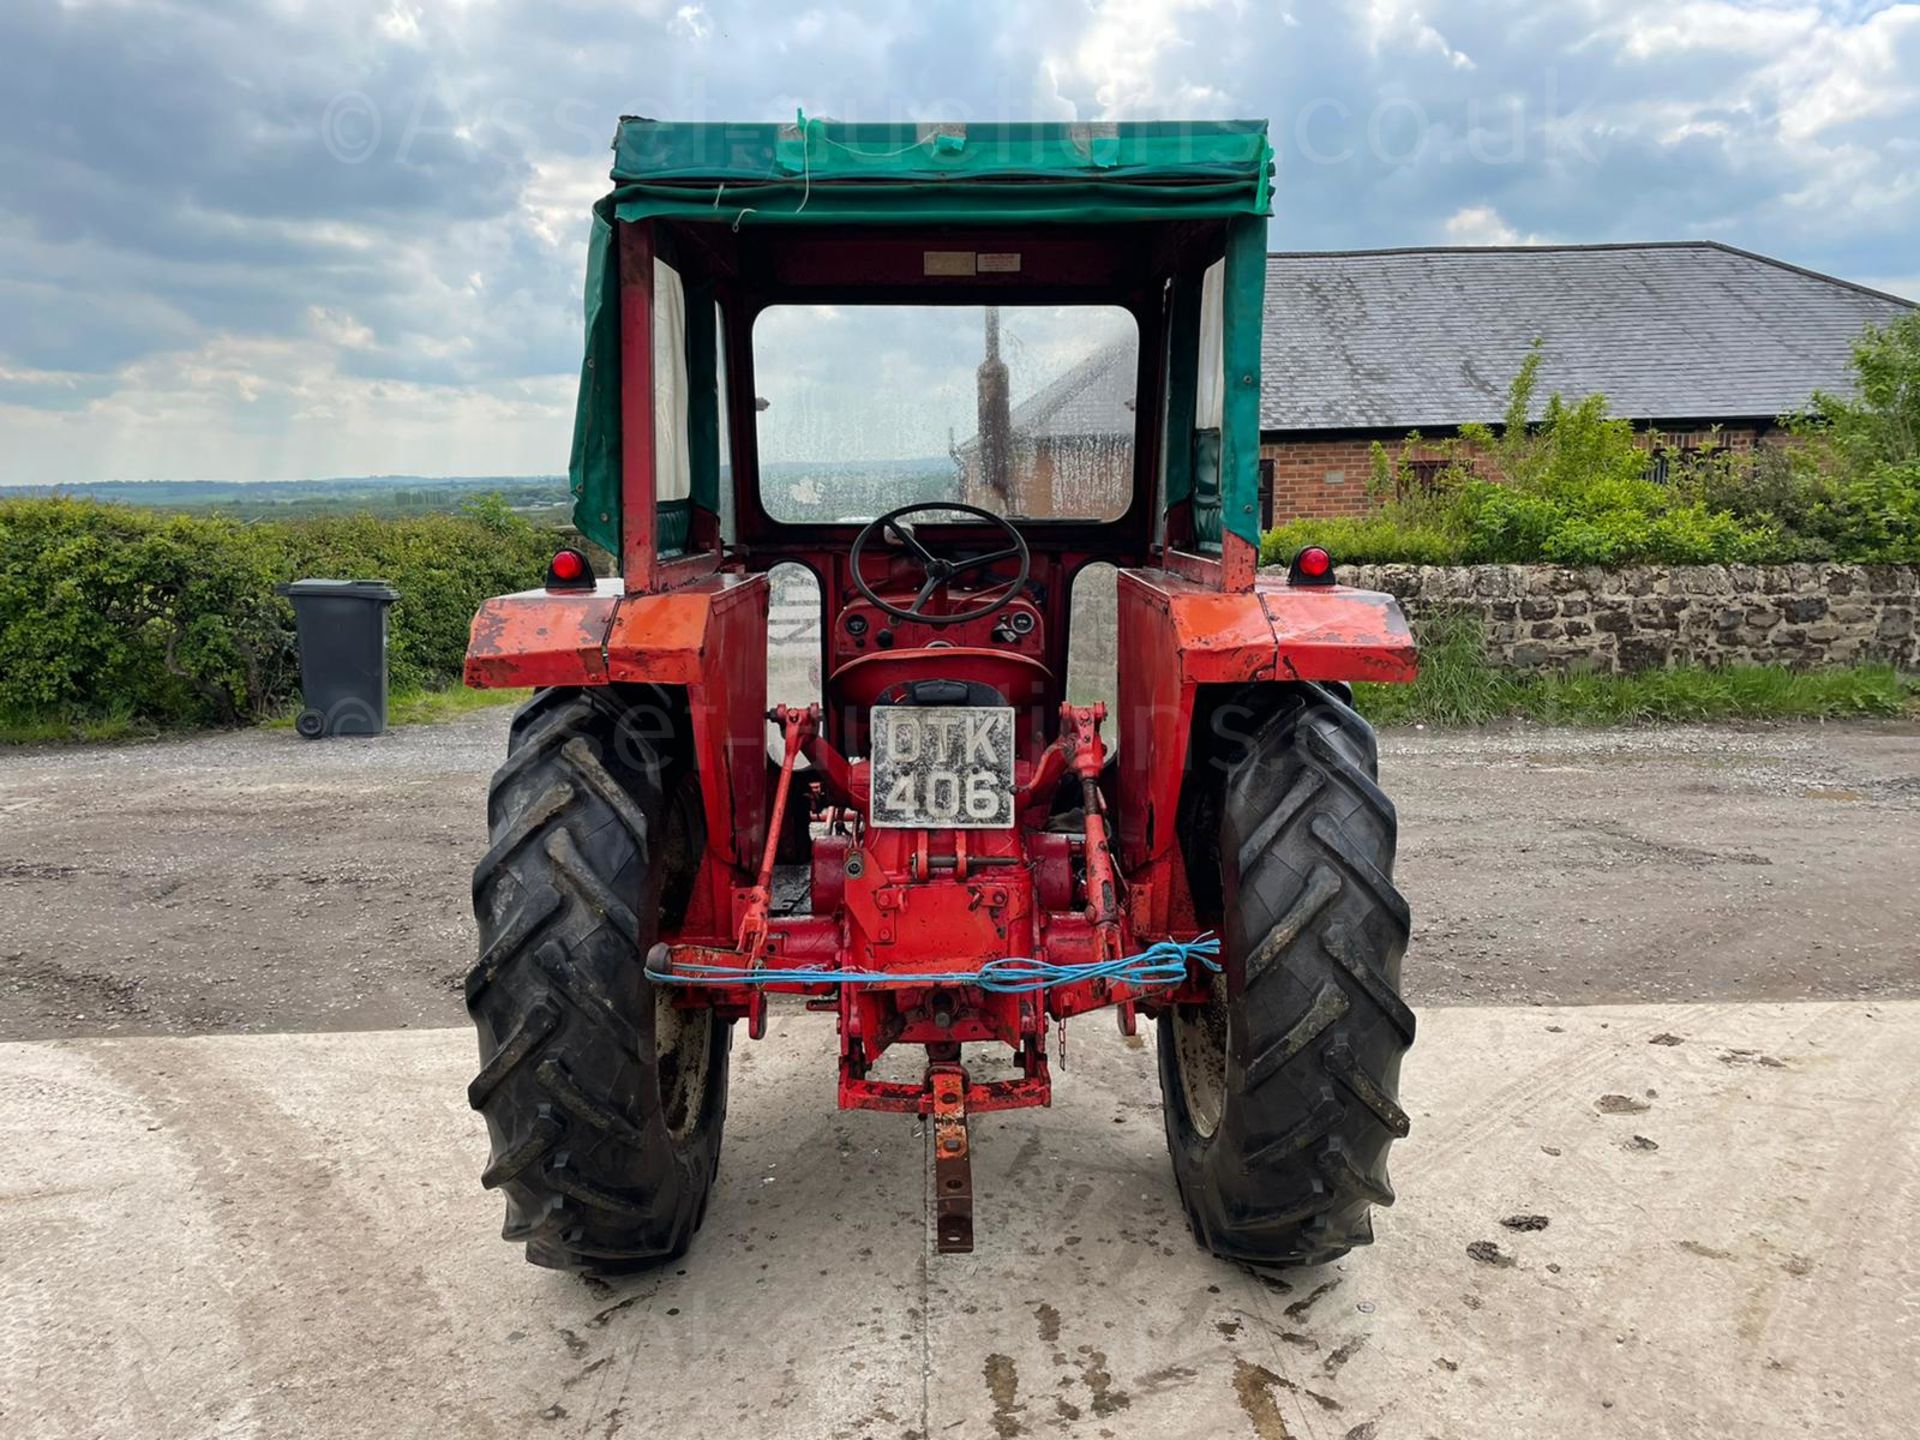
left=751, top=304, right=1139, bottom=524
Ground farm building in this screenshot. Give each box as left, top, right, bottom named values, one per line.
left=1258, top=241, right=1914, bottom=521
left=962, top=241, right=1914, bottom=524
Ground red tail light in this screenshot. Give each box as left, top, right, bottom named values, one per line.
left=1288, top=545, right=1335, bottom=586
left=546, top=547, right=594, bottom=590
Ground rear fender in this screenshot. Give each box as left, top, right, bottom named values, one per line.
left=1114, top=568, right=1416, bottom=920
left=465, top=575, right=770, bottom=906
left=465, top=582, right=619, bottom=689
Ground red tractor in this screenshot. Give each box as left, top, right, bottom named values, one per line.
left=463, top=118, right=1417, bottom=1271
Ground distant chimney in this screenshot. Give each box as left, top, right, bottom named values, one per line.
left=976, top=306, right=1010, bottom=499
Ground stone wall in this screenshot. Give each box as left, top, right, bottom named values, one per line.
left=1338, top=563, right=1920, bottom=673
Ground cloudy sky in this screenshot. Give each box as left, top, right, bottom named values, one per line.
left=2, top=0, right=1917, bottom=485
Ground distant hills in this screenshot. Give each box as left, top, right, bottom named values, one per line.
left=754, top=457, right=956, bottom=522
left=4, top=459, right=964, bottom=524
left=4, top=475, right=568, bottom=504
left=2, top=474, right=572, bottom=521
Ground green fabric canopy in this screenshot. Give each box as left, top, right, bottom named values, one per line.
left=568, top=117, right=1274, bottom=557
left=610, top=118, right=1273, bottom=217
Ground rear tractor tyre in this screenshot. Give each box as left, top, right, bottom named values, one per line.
left=1159, top=683, right=1414, bottom=1266
left=466, top=686, right=728, bottom=1273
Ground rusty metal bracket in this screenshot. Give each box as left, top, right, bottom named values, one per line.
left=929, top=1063, right=973, bottom=1254
left=736, top=703, right=818, bottom=1039
left=1061, top=702, right=1125, bottom=968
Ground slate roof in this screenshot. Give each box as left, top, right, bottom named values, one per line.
left=1007, top=340, right=1138, bottom=440
left=1261, top=242, right=1912, bottom=433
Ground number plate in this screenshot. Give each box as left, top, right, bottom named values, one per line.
left=870, top=706, right=1016, bottom=829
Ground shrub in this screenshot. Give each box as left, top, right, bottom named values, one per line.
left=1803, top=462, right=1920, bottom=563
left=1805, top=310, right=1920, bottom=473
left=1453, top=482, right=1559, bottom=563
left=1260, top=513, right=1463, bottom=567
left=275, top=503, right=556, bottom=692
left=1461, top=482, right=1777, bottom=566
left=1760, top=314, right=1920, bottom=564
left=0, top=497, right=555, bottom=735
left=0, top=500, right=292, bottom=728
left=1260, top=338, right=1846, bottom=569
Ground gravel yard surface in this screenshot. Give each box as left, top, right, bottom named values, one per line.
left=2, top=709, right=1916, bottom=1040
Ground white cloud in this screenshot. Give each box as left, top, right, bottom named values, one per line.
left=1041, top=0, right=1235, bottom=118
left=519, top=158, right=609, bottom=250
left=0, top=333, right=573, bottom=484
left=672, top=5, right=713, bottom=41
left=1584, top=1, right=1920, bottom=228
left=306, top=307, right=375, bottom=350
left=376, top=3, right=424, bottom=45
left=1441, top=204, right=1547, bottom=246
left=1606, top=1, right=1812, bottom=60
left=1601, top=2, right=1920, bottom=145
left=1363, top=0, right=1475, bottom=70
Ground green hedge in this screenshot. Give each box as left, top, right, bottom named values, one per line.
left=0, top=497, right=555, bottom=734
left=1261, top=460, right=1920, bottom=570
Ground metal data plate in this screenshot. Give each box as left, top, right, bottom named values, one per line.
left=870, top=706, right=1016, bottom=830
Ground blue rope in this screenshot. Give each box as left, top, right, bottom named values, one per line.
left=647, top=934, right=1221, bottom=994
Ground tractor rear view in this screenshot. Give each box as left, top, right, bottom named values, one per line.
left=462, top=118, right=1418, bottom=1272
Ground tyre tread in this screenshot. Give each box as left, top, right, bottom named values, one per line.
left=466, top=686, right=726, bottom=1274
left=1159, top=684, right=1413, bottom=1267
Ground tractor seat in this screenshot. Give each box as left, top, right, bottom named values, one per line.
left=879, top=678, right=1007, bottom=708
left=828, top=647, right=1052, bottom=712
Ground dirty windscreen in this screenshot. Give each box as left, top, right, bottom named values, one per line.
left=752, top=305, right=1139, bottom=524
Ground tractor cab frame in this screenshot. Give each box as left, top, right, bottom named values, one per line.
left=464, top=118, right=1417, bottom=1268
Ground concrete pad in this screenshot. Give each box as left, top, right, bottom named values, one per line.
left=1, top=1002, right=1914, bottom=1439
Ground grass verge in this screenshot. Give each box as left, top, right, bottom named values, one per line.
left=1355, top=611, right=1918, bottom=728
left=0, top=709, right=153, bottom=745
left=258, top=684, right=531, bottom=731
left=386, top=685, right=532, bottom=726
left=7, top=686, right=525, bottom=744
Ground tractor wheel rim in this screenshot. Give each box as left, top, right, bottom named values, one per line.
left=651, top=764, right=709, bottom=1145
left=1172, top=970, right=1229, bottom=1139
left=654, top=989, right=710, bottom=1143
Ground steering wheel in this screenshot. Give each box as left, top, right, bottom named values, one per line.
left=849, top=502, right=1031, bottom=627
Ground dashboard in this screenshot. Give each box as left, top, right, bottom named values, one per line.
left=828, top=596, right=1047, bottom=671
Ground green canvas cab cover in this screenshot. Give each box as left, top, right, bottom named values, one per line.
left=570, top=117, right=1275, bottom=555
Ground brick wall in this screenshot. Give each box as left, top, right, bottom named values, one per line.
left=1261, top=427, right=1764, bottom=522
left=1260, top=436, right=1385, bottom=520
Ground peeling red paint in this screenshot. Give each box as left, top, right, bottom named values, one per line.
left=1115, top=566, right=1417, bottom=884
left=1258, top=580, right=1420, bottom=683
left=463, top=585, right=618, bottom=688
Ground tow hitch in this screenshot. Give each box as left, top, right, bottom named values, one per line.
left=929, top=1063, right=973, bottom=1254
